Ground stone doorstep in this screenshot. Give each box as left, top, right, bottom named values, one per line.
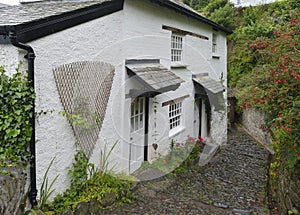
left=199, top=143, right=220, bottom=167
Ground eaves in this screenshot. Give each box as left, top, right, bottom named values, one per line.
left=0, top=0, right=124, bottom=44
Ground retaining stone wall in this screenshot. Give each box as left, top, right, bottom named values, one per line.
left=242, top=108, right=300, bottom=215
left=276, top=161, right=300, bottom=215
left=0, top=166, right=26, bottom=215
left=242, top=108, right=272, bottom=148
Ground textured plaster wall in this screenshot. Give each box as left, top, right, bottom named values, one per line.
left=0, top=0, right=228, bottom=196
left=124, top=0, right=227, bottom=161
left=0, top=44, right=20, bottom=74
left=28, top=11, right=125, bottom=197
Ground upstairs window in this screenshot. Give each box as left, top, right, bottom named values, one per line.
left=212, top=32, right=217, bottom=54
left=171, top=34, right=183, bottom=62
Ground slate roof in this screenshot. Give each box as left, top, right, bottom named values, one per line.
left=0, top=0, right=123, bottom=42
left=0, top=3, right=8, bottom=8
left=126, top=59, right=184, bottom=95
left=0, top=0, right=111, bottom=25
left=193, top=74, right=224, bottom=94
left=0, top=0, right=230, bottom=43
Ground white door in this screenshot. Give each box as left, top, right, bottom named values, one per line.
left=129, top=97, right=145, bottom=174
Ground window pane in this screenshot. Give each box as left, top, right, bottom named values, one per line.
left=135, top=116, right=138, bottom=130
left=139, top=99, right=143, bottom=114
left=139, top=114, right=143, bottom=128
left=171, top=34, right=183, bottom=62
left=131, top=117, right=134, bottom=132
left=131, top=105, right=134, bottom=116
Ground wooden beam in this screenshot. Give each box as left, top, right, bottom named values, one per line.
left=162, top=25, right=209, bottom=40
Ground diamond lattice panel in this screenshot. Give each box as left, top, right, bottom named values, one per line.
left=53, top=61, right=115, bottom=158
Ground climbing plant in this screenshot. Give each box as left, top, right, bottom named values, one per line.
left=0, top=65, right=35, bottom=167
left=236, top=13, right=300, bottom=172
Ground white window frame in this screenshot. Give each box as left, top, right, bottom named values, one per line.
left=130, top=97, right=144, bottom=133
left=169, top=101, right=183, bottom=131
left=171, top=33, right=183, bottom=63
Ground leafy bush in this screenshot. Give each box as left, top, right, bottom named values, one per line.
left=228, top=0, right=299, bottom=88
left=0, top=65, right=34, bottom=167
left=236, top=14, right=300, bottom=171
left=44, top=149, right=135, bottom=214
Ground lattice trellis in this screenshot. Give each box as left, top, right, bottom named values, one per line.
left=53, top=61, right=115, bottom=158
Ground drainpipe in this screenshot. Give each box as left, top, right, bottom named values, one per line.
left=9, top=31, right=37, bottom=208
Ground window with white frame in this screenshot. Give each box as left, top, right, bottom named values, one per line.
left=130, top=97, right=144, bottom=132
left=171, top=33, right=183, bottom=62
left=212, top=32, right=217, bottom=53
left=169, top=101, right=182, bottom=130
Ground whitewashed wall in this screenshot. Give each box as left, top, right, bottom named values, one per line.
left=0, top=0, right=227, bottom=197
left=27, top=11, right=125, bottom=197
left=0, top=44, right=20, bottom=75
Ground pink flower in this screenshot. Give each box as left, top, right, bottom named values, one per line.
left=259, top=100, right=265, bottom=104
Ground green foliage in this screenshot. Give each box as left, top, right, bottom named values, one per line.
left=183, top=0, right=210, bottom=10
left=39, top=157, right=59, bottom=211
left=202, top=0, right=228, bottom=15
left=235, top=12, right=300, bottom=171
left=43, top=145, right=134, bottom=214
left=182, top=0, right=237, bottom=30
left=208, top=2, right=237, bottom=30
left=140, top=135, right=205, bottom=173
left=0, top=65, right=34, bottom=167
left=228, top=0, right=299, bottom=88
left=68, top=150, right=90, bottom=193
left=99, top=140, right=118, bottom=174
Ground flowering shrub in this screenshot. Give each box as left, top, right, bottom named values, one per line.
left=170, top=135, right=205, bottom=162
left=141, top=135, right=206, bottom=173
left=236, top=14, right=300, bottom=171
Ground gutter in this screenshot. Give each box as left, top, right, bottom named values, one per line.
left=9, top=31, right=37, bottom=207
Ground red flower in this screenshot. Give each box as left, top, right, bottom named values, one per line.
left=291, top=19, right=298, bottom=24
left=296, top=154, right=300, bottom=157
left=259, top=100, right=265, bottom=104
left=162, top=159, right=167, bottom=163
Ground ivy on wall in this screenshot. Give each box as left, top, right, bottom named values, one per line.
left=0, top=65, right=35, bottom=167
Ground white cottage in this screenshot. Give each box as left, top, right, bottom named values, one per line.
left=0, top=0, right=230, bottom=205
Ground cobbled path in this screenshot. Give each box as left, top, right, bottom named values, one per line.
left=102, top=127, right=270, bottom=215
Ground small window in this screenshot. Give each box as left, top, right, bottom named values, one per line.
left=212, top=33, right=217, bottom=53
left=130, top=98, right=144, bottom=132
left=169, top=101, right=182, bottom=130
left=171, top=34, right=183, bottom=62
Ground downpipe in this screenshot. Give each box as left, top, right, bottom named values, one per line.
left=9, top=31, right=37, bottom=207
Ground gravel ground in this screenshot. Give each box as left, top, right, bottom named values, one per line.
left=102, top=127, right=270, bottom=215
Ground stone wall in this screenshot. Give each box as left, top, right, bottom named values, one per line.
left=0, top=166, right=26, bottom=215
left=275, top=161, right=300, bottom=215
left=242, top=108, right=272, bottom=151
left=241, top=108, right=300, bottom=215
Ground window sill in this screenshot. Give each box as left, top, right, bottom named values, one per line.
left=212, top=55, right=220, bottom=59
left=171, top=62, right=188, bottom=69
left=169, top=126, right=186, bottom=139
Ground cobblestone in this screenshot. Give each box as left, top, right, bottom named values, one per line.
left=102, top=128, right=270, bottom=215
